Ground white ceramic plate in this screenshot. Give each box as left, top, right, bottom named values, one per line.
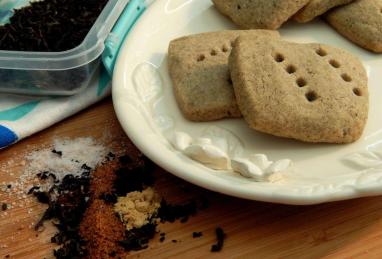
left=113, top=0, right=382, bottom=205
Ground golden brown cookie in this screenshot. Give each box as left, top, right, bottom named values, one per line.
left=212, top=0, right=310, bottom=29
left=294, top=0, right=355, bottom=23
left=229, top=35, right=369, bottom=143
left=168, top=30, right=279, bottom=121
left=326, top=0, right=382, bottom=53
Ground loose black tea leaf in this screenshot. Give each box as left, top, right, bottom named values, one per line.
left=27, top=186, right=40, bottom=195
left=0, top=0, right=109, bottom=52
left=118, top=223, right=157, bottom=251
left=113, top=157, right=155, bottom=196
left=52, top=149, right=63, bottom=157
left=33, top=191, right=50, bottom=204
left=2, top=203, right=8, bottom=211
left=159, top=232, right=166, bottom=242
left=157, top=199, right=197, bottom=223
left=211, top=227, right=226, bottom=252
left=81, top=164, right=92, bottom=171
left=192, top=232, right=203, bottom=238
left=37, top=171, right=50, bottom=180
left=106, top=152, right=116, bottom=161
left=99, top=192, right=118, bottom=204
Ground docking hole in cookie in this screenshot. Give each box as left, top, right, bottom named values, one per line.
left=341, top=73, right=352, bottom=82
left=197, top=54, right=205, bottom=62
left=296, top=78, right=307, bottom=87
left=316, top=47, right=327, bottom=57
left=305, top=91, right=318, bottom=102
left=274, top=53, right=285, bottom=63
left=286, top=65, right=297, bottom=74
left=353, top=88, right=362, bottom=96
left=329, top=59, right=341, bottom=68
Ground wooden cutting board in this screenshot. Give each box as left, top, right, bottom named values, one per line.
left=1, top=98, right=382, bottom=259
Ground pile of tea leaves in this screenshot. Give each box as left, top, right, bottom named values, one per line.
left=0, top=0, right=109, bottom=52
left=30, top=149, right=225, bottom=258
left=33, top=173, right=92, bottom=258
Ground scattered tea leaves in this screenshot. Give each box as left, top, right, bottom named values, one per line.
left=118, top=223, right=157, bottom=251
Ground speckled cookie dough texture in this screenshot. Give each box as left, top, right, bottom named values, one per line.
left=294, top=0, right=355, bottom=23
left=229, top=35, right=369, bottom=143
left=168, top=30, right=279, bottom=122
left=212, top=0, right=310, bottom=29
left=326, top=0, right=382, bottom=53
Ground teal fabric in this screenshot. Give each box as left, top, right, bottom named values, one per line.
left=0, top=100, right=40, bottom=121
left=0, top=67, right=111, bottom=150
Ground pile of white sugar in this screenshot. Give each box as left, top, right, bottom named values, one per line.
left=26, top=137, right=107, bottom=182
left=2, top=137, right=108, bottom=197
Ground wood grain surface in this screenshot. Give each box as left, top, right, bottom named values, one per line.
left=1, top=98, right=382, bottom=259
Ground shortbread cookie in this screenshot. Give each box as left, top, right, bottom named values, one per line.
left=212, top=0, right=310, bottom=29
left=326, top=0, right=382, bottom=53
left=168, top=30, right=279, bottom=121
left=229, top=35, right=369, bottom=143
left=294, top=0, right=355, bottom=23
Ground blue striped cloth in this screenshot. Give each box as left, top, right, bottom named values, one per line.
left=0, top=67, right=111, bottom=149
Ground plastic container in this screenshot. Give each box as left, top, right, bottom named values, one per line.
left=0, top=0, right=130, bottom=96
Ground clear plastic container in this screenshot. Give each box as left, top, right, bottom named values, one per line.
left=0, top=0, right=130, bottom=96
